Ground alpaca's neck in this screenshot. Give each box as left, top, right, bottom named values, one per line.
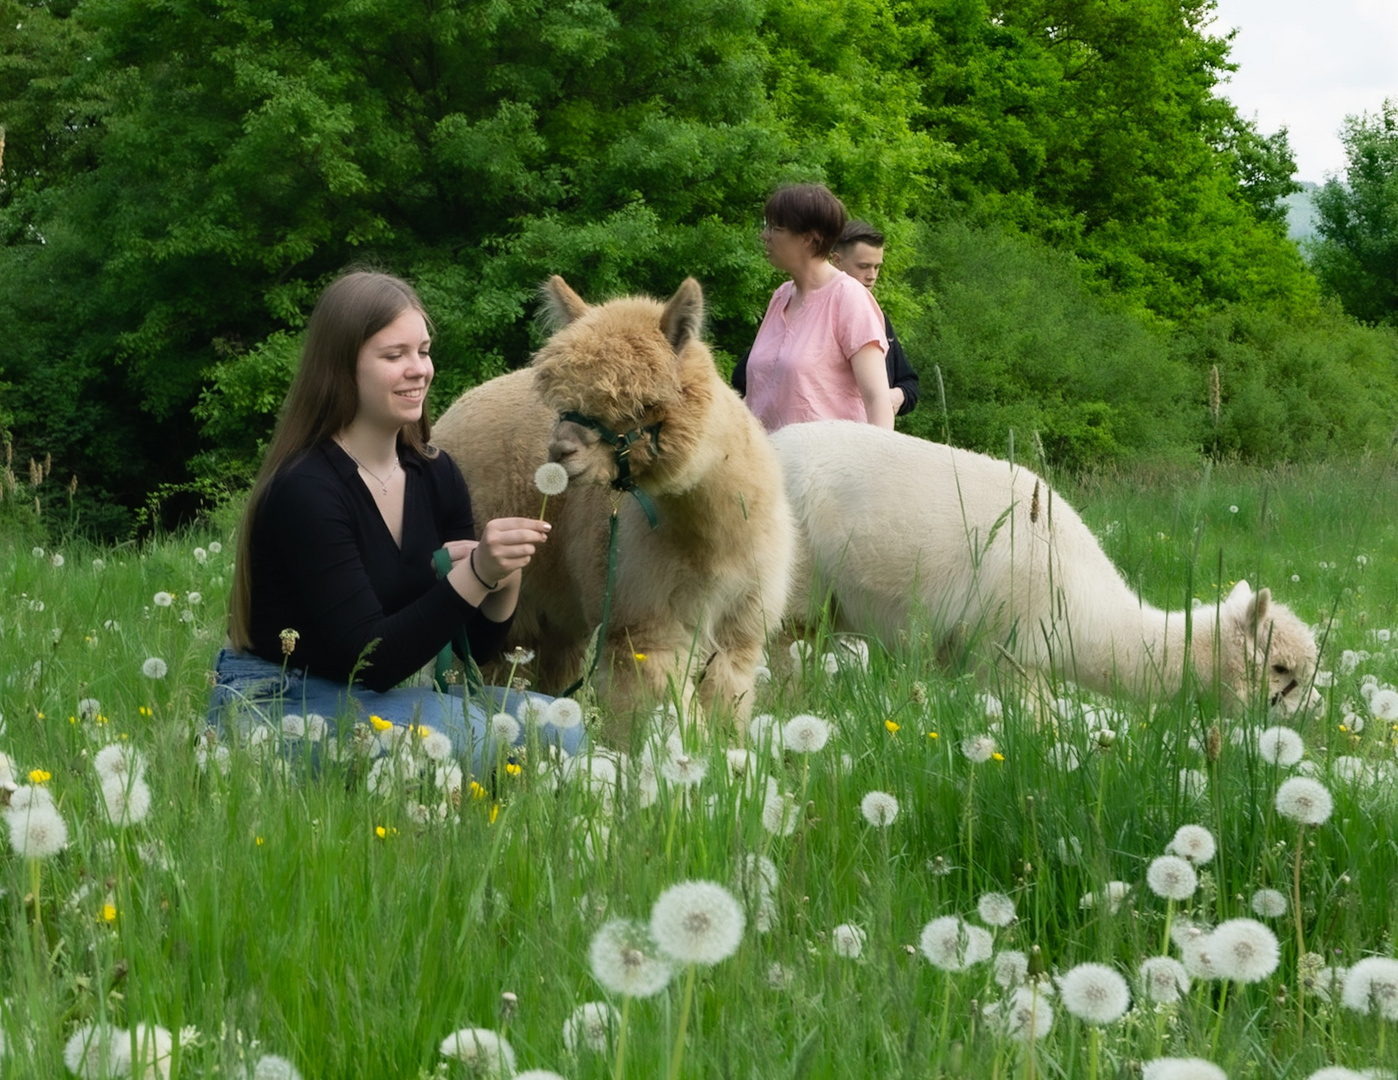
left=1066, top=584, right=1218, bottom=699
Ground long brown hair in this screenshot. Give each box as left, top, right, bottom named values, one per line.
left=228, top=270, right=435, bottom=650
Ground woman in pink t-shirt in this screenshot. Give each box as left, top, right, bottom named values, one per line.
left=742, top=184, right=892, bottom=433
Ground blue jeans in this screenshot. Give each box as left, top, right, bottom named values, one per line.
left=206, top=649, right=585, bottom=773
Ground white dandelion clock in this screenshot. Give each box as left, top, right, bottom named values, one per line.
left=545, top=697, right=584, bottom=730
left=196, top=743, right=231, bottom=776
left=1207, top=919, right=1279, bottom=983
left=1058, top=963, right=1131, bottom=1024
left=129, top=1023, right=173, bottom=1078
left=514, top=1072, right=568, bottom=1080
left=919, top=916, right=993, bottom=971
left=439, top=1028, right=515, bottom=1075
left=6, top=784, right=56, bottom=816
left=101, top=775, right=153, bottom=827
left=1341, top=956, right=1398, bottom=1021
left=994, top=950, right=1030, bottom=989
left=782, top=714, right=831, bottom=754
left=831, top=923, right=866, bottom=959
left=961, top=734, right=996, bottom=762
left=253, top=1055, right=304, bottom=1080
left=860, top=790, right=899, bottom=827
left=281, top=714, right=306, bottom=739
left=1258, top=726, right=1304, bottom=767
left=761, top=787, right=799, bottom=837
left=734, top=853, right=778, bottom=899
left=1079, top=881, right=1130, bottom=914
left=1371, top=688, right=1398, bottom=722
left=660, top=752, right=708, bottom=787
left=588, top=918, right=674, bottom=998
left=977, top=892, right=1016, bottom=927
left=93, top=743, right=147, bottom=783
left=63, top=1022, right=129, bottom=1078
left=141, top=657, right=168, bottom=680
left=420, top=729, right=454, bottom=762
left=1147, top=855, right=1199, bottom=901
left=562, top=1001, right=616, bottom=1054
left=1276, top=776, right=1334, bottom=825
left=650, top=880, right=746, bottom=965
left=1139, top=956, right=1191, bottom=1004
left=1141, top=1058, right=1227, bottom=1080
left=488, top=712, right=520, bottom=746
left=991, top=986, right=1055, bottom=1043
left=1303, top=1069, right=1374, bottom=1080
left=78, top=697, right=102, bottom=721
left=153, top=591, right=174, bottom=608
left=8, top=802, right=68, bottom=858
left=193, top=546, right=208, bottom=564
left=1251, top=889, right=1288, bottom=918
left=1168, top=824, right=1216, bottom=864
left=534, top=461, right=570, bottom=496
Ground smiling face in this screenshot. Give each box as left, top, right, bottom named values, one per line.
left=354, top=307, right=432, bottom=433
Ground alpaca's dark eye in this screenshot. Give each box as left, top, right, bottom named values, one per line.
left=1272, top=664, right=1289, bottom=675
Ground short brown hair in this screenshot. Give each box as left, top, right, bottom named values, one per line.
left=764, top=184, right=847, bottom=258
left=836, top=220, right=885, bottom=254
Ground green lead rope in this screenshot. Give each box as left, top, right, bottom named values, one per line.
left=432, top=506, right=622, bottom=700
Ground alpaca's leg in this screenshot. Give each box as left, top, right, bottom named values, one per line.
left=698, top=595, right=776, bottom=727
left=592, top=629, right=702, bottom=733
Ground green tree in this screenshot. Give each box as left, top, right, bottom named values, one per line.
left=1310, top=99, right=1398, bottom=325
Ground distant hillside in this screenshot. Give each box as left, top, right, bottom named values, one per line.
left=1286, top=181, right=1320, bottom=243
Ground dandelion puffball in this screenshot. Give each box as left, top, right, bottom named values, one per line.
left=1340, top=956, right=1398, bottom=1021
left=534, top=461, right=570, bottom=497
left=985, top=986, right=1055, bottom=1043
left=1275, top=776, right=1334, bottom=825
left=831, top=923, right=866, bottom=959
left=141, top=657, right=168, bottom=680
left=546, top=697, right=584, bottom=730
left=1057, top=962, right=1131, bottom=1024
left=782, top=714, right=831, bottom=754
left=101, top=775, right=153, bottom=827
left=1371, top=688, right=1398, bottom=722
left=961, top=734, right=996, bottom=762
left=438, top=1028, right=516, bottom=1075
left=63, top=1022, right=128, bottom=1078
left=977, top=892, right=1016, bottom=927
left=253, top=1055, right=305, bottom=1080
left=1207, top=919, right=1280, bottom=983
left=919, top=916, right=993, bottom=971
left=588, top=918, right=674, bottom=998
left=7, top=802, right=68, bottom=859
left=650, top=880, right=746, bottom=966
left=860, top=790, right=899, bottom=827
left=994, top=950, right=1030, bottom=989
left=488, top=712, right=521, bottom=745
left=1168, top=824, right=1216, bottom=863
left=1251, top=889, right=1288, bottom=918
left=152, top=591, right=173, bottom=607
left=93, top=743, right=147, bottom=783
left=562, top=1001, right=616, bottom=1053
left=1138, top=956, right=1191, bottom=1005
left=1258, top=726, right=1305, bottom=767
left=1141, top=1059, right=1228, bottom=1080
left=1146, top=855, right=1199, bottom=901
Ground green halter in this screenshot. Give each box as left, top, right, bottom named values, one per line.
left=558, top=410, right=663, bottom=529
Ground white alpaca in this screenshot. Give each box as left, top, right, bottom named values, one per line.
left=772, top=421, right=1318, bottom=712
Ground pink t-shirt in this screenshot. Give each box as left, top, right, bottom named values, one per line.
left=744, top=271, right=889, bottom=432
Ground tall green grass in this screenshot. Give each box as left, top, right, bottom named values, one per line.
left=1, top=457, right=1396, bottom=1078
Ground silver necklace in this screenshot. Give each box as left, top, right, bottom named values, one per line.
left=336, top=439, right=399, bottom=495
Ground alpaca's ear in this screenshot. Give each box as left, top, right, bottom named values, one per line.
left=660, top=278, right=704, bottom=353
left=540, top=276, right=589, bottom=330
left=1225, top=580, right=1252, bottom=607
left=1248, top=587, right=1272, bottom=629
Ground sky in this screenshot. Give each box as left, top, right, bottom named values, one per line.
left=1207, top=0, right=1398, bottom=184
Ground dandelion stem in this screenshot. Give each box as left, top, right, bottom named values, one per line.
left=613, top=994, right=632, bottom=1080
left=539, top=494, right=550, bottom=521
left=664, top=787, right=684, bottom=864
left=1293, top=824, right=1307, bottom=1038
left=964, top=767, right=977, bottom=896
left=28, top=856, right=42, bottom=938
left=667, top=963, right=698, bottom=1080
left=1160, top=897, right=1175, bottom=957
left=936, top=976, right=954, bottom=1056
left=1088, top=1025, right=1100, bottom=1080
left=1209, top=979, right=1230, bottom=1057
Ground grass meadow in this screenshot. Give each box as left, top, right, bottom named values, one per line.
left=2, top=456, right=1397, bottom=1079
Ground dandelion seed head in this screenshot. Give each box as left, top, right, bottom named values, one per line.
left=987, top=986, right=1055, bottom=1043
left=1168, top=824, right=1216, bottom=863
left=78, top=697, right=102, bottom=721
left=534, top=461, right=570, bottom=496
left=918, top=916, right=993, bottom=971
left=153, top=591, right=173, bottom=608
left=1141, top=1058, right=1228, bottom=1080
left=961, top=734, right=996, bottom=762
left=1139, top=956, right=1191, bottom=1004
left=141, top=656, right=168, bottom=680
left=7, top=802, right=68, bottom=858
left=63, top=1022, right=128, bottom=1077
left=562, top=1001, right=616, bottom=1054
left=129, top=1023, right=173, bottom=1075
left=1250, top=888, right=1288, bottom=918
left=252, top=1055, right=304, bottom=1080
left=93, top=743, right=147, bottom=783
left=438, top=1028, right=516, bottom=1075
left=650, top=880, right=745, bottom=965
left=761, top=788, right=799, bottom=836
left=1341, top=956, right=1398, bottom=1020
left=1057, top=962, right=1131, bottom=1024
left=1258, top=725, right=1305, bottom=767
left=1371, top=688, right=1398, bottom=722
left=1147, top=855, right=1199, bottom=901
left=995, top=950, right=1030, bottom=989
left=831, top=923, right=866, bottom=958
left=782, top=714, right=831, bottom=754
left=860, top=790, right=899, bottom=827
left=588, top=918, right=674, bottom=998
left=419, top=729, right=453, bottom=762
left=977, top=891, right=1016, bottom=927
left=101, top=775, right=153, bottom=826
left=1276, top=776, right=1334, bottom=825
left=546, top=697, right=584, bottom=730
left=1207, top=918, right=1279, bottom=983
left=196, top=743, right=231, bottom=776
left=735, top=853, right=778, bottom=898
left=1179, top=767, right=1207, bottom=799
left=488, top=712, right=520, bottom=745
left=1304, top=1068, right=1374, bottom=1080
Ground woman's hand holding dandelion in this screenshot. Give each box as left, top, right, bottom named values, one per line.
left=445, top=517, right=551, bottom=610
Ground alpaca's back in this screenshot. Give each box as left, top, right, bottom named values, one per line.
left=772, top=421, right=1137, bottom=662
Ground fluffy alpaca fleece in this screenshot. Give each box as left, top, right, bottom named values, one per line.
left=772, top=421, right=1318, bottom=712
left=432, top=276, right=793, bottom=727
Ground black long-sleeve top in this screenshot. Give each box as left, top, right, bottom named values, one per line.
left=247, top=441, right=510, bottom=691
left=732, top=312, right=919, bottom=416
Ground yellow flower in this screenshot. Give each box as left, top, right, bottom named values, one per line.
left=489, top=802, right=501, bottom=824
left=926, top=731, right=939, bottom=740
left=375, top=825, right=387, bottom=839
left=633, top=652, right=647, bottom=662
left=97, top=714, right=109, bottom=725
left=28, top=769, right=51, bottom=784
left=138, top=706, right=152, bottom=717
left=885, top=720, right=900, bottom=734
left=35, top=712, right=44, bottom=720
left=505, top=763, right=522, bottom=777
left=412, top=725, right=432, bottom=738
left=69, top=715, right=77, bottom=725
left=1339, top=724, right=1349, bottom=733
left=369, top=715, right=393, bottom=732
left=255, top=836, right=264, bottom=846
left=102, top=903, right=117, bottom=923
left=468, top=781, right=488, bottom=801
left=992, top=752, right=1005, bottom=762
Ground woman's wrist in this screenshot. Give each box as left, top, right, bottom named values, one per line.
left=469, top=549, right=501, bottom=591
